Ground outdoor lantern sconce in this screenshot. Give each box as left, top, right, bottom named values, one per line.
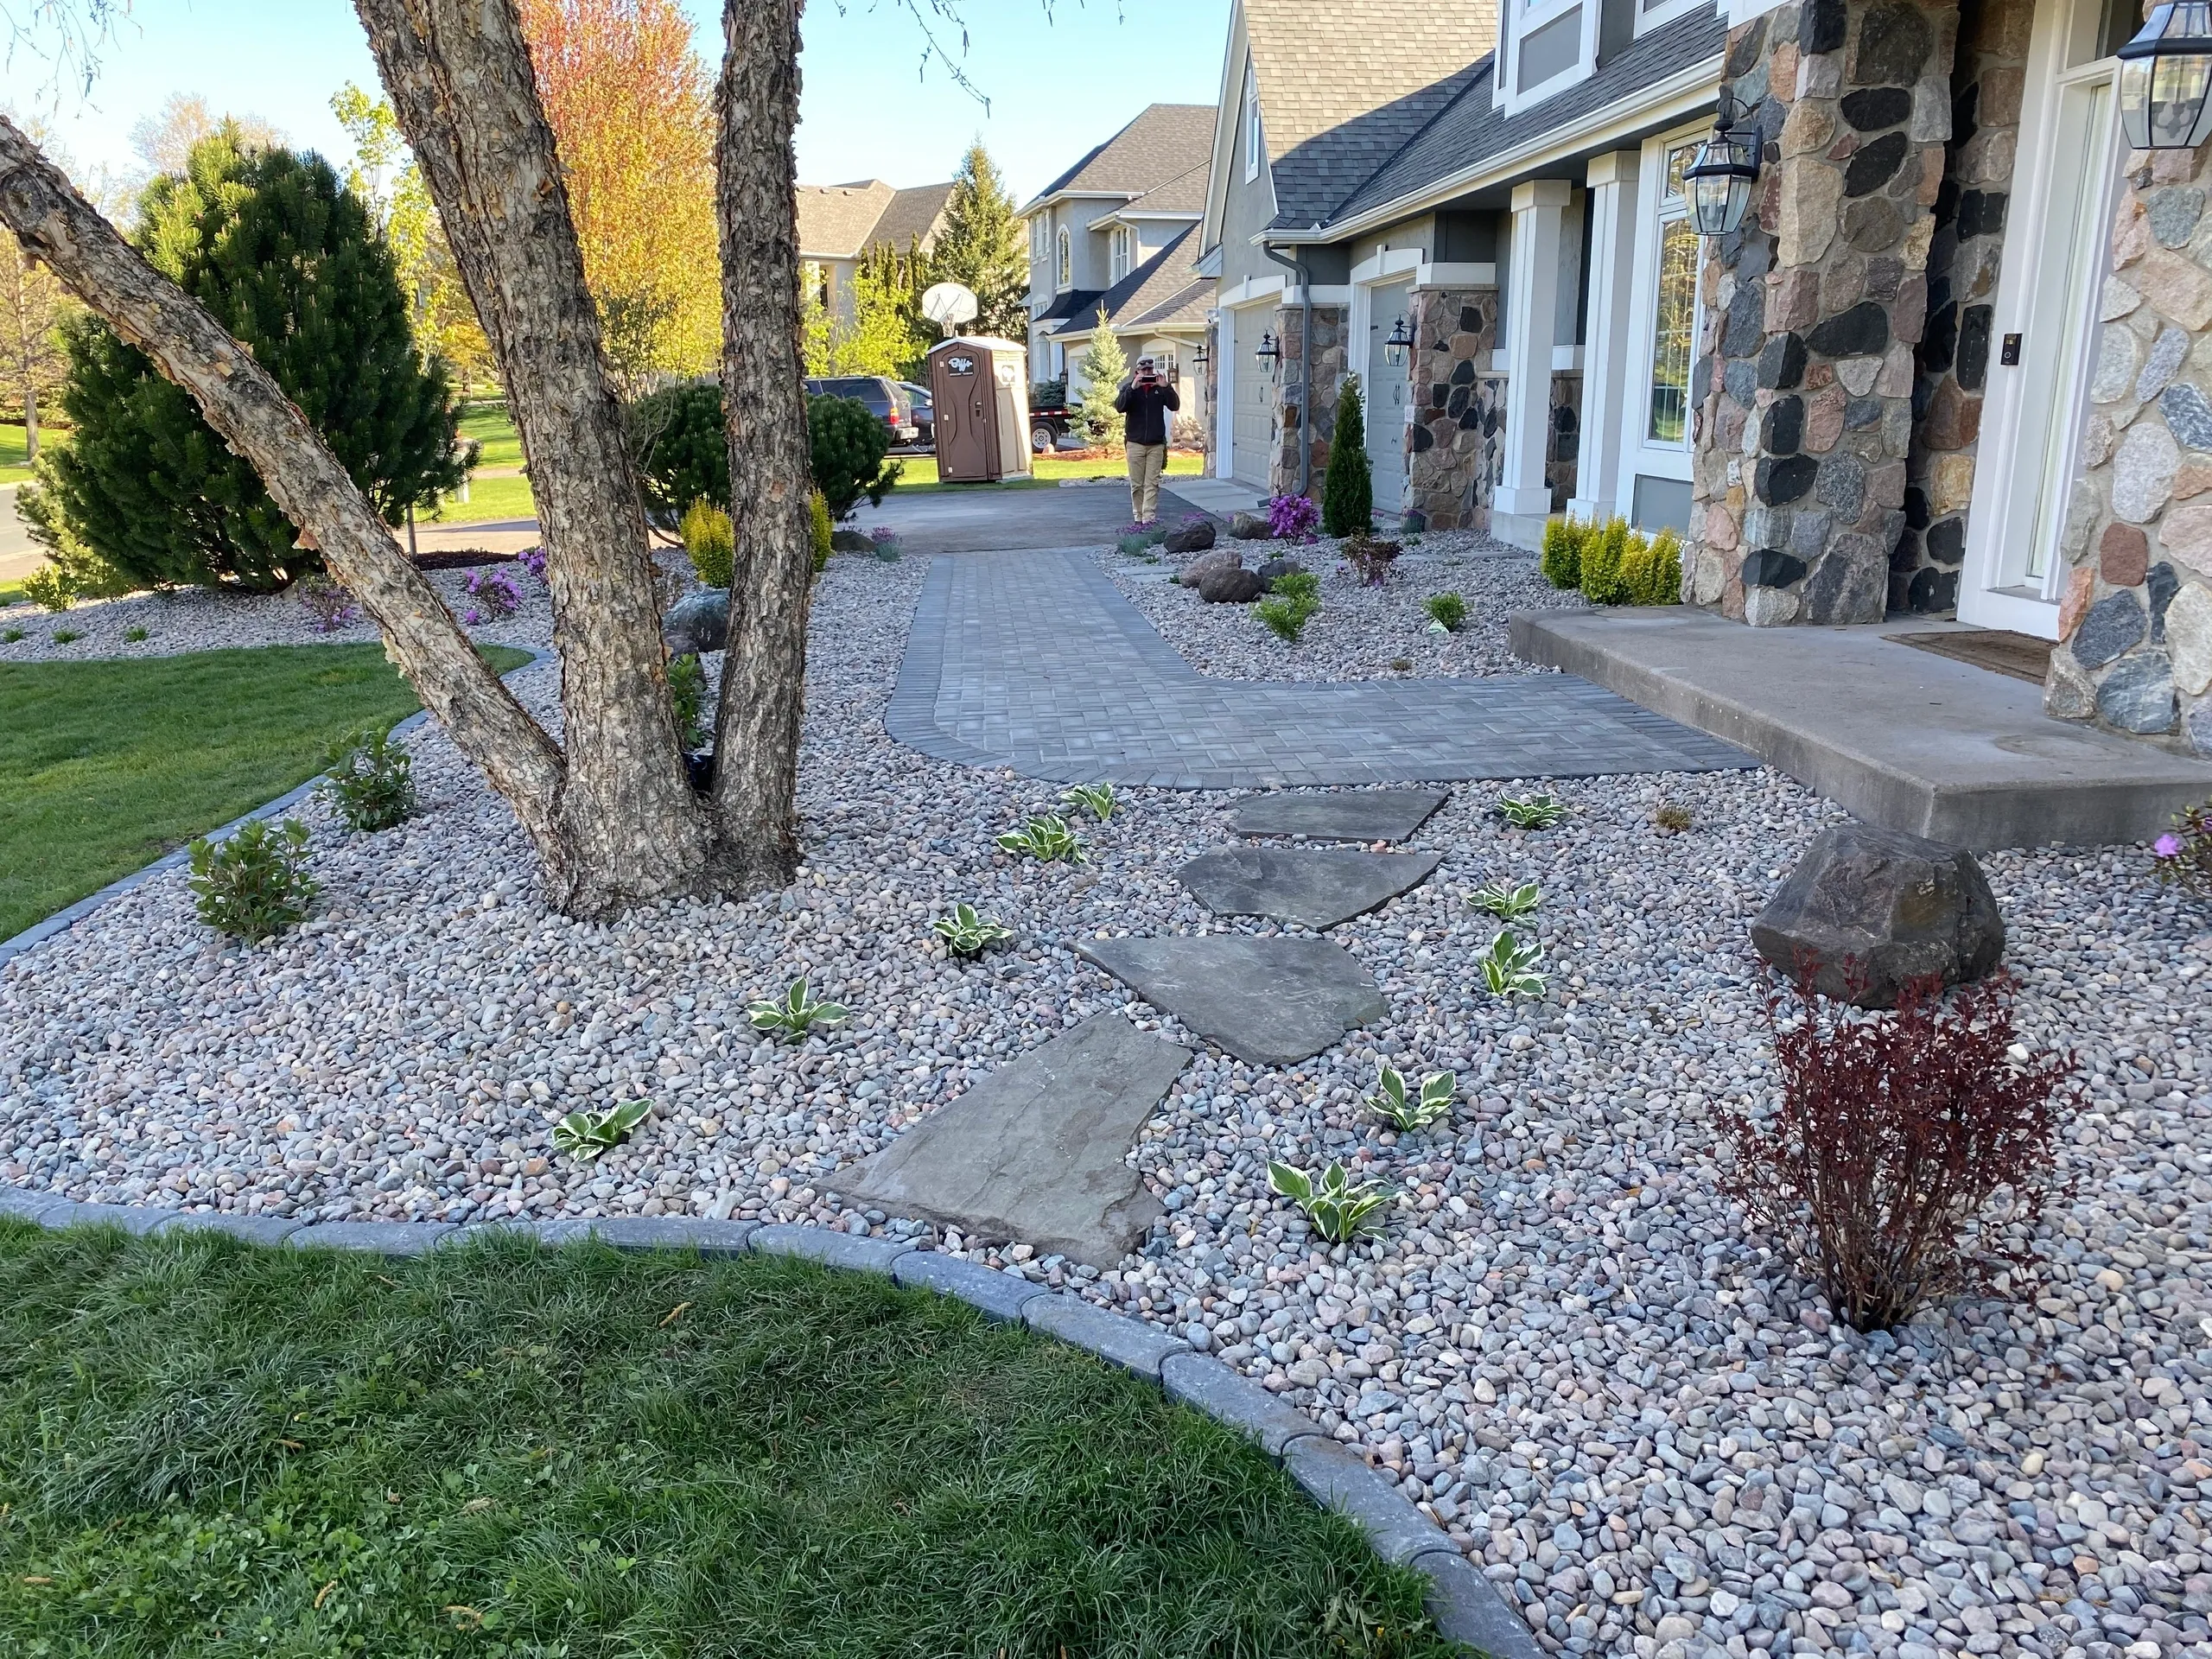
left=1683, top=90, right=1763, bottom=238
left=1383, top=315, right=1414, bottom=367
left=1194, top=340, right=1210, bottom=371
left=2120, top=3, right=2212, bottom=150
left=1256, top=330, right=1282, bottom=379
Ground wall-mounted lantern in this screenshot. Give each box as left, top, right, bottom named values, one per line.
left=1383, top=316, right=1414, bottom=367
left=1683, top=90, right=1763, bottom=238
left=2119, top=3, right=2212, bottom=150
left=1255, top=330, right=1282, bottom=380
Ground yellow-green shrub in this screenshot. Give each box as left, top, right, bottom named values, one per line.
left=1540, top=517, right=1584, bottom=589
left=680, top=498, right=734, bottom=589
left=1618, top=527, right=1683, bottom=605
left=809, top=489, right=832, bottom=575
left=1580, top=517, right=1634, bottom=606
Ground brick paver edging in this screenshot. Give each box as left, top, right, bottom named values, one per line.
left=0, top=1192, right=1538, bottom=1658
left=0, top=646, right=556, bottom=971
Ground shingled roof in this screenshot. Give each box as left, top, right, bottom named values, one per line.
left=1242, top=0, right=1500, bottom=230
left=1052, top=226, right=1211, bottom=338
left=796, top=179, right=954, bottom=260
left=1023, top=105, right=1218, bottom=211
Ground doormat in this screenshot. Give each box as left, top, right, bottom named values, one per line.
left=1885, top=628, right=2053, bottom=684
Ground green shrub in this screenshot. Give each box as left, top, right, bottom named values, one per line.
left=27, top=127, right=465, bottom=593
left=809, top=393, right=900, bottom=519
left=1618, top=527, right=1683, bottom=605
left=668, top=652, right=707, bottom=749
left=809, top=489, right=833, bottom=574
left=187, top=817, right=316, bottom=943
left=124, top=625, right=149, bottom=642
left=1321, top=375, right=1373, bottom=538
left=1539, top=518, right=1583, bottom=589
left=680, top=498, right=734, bottom=589
left=323, top=727, right=416, bottom=832
left=1423, top=591, right=1465, bottom=631
left=1, top=627, right=22, bottom=643
left=1256, top=569, right=1320, bottom=642
left=48, top=627, right=81, bottom=644
left=626, top=379, right=728, bottom=522
left=19, top=565, right=71, bottom=613
left=1580, top=517, right=1634, bottom=606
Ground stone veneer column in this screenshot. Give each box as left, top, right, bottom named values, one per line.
left=1686, top=0, right=1958, bottom=625
left=1496, top=181, right=1573, bottom=546
left=1404, top=287, right=1501, bottom=531
left=1269, top=302, right=1348, bottom=498
left=1569, top=152, right=1643, bottom=523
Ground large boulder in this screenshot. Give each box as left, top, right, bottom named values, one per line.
left=1228, top=509, right=1272, bottom=540
left=1198, top=564, right=1266, bottom=604
left=829, top=528, right=875, bottom=554
left=1161, top=518, right=1217, bottom=554
left=1255, top=556, right=1306, bottom=582
left=662, top=589, right=728, bottom=656
left=1177, top=549, right=1241, bottom=588
left=1750, top=823, right=2005, bottom=1007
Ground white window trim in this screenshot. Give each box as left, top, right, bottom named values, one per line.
left=1611, top=122, right=1707, bottom=521
left=1056, top=226, right=1071, bottom=291
left=1109, top=226, right=1132, bottom=282
left=1497, top=0, right=1600, bottom=116
left=1243, top=61, right=1262, bottom=183
left=1637, top=0, right=1718, bottom=37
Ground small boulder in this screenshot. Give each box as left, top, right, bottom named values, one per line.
left=1198, top=564, right=1266, bottom=604
left=1161, top=518, right=1217, bottom=554
left=1750, top=823, right=2005, bottom=1007
left=1228, top=509, right=1272, bottom=540
left=1177, top=549, right=1242, bottom=588
left=829, top=528, right=874, bottom=554
left=1255, top=557, right=1305, bottom=582
left=662, top=589, right=728, bottom=656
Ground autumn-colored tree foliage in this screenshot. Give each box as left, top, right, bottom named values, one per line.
left=518, top=0, right=717, bottom=393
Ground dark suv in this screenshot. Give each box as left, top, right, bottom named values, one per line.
left=805, top=375, right=918, bottom=447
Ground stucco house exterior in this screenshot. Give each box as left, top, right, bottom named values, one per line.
left=796, top=178, right=955, bottom=324
left=1020, top=105, right=1217, bottom=418
left=1196, top=0, right=2211, bottom=757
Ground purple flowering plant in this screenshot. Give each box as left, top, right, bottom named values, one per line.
left=296, top=575, right=359, bottom=633
left=1267, top=493, right=1319, bottom=543
left=2152, top=802, right=2211, bottom=897
left=518, top=544, right=549, bottom=582
left=465, top=568, right=523, bottom=620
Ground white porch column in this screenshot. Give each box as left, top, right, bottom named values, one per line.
left=1568, top=152, right=1639, bottom=525
left=1494, top=179, right=1571, bottom=549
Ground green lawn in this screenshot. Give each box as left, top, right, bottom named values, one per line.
left=0, top=422, right=44, bottom=485
left=892, top=450, right=1205, bottom=493
left=0, top=1228, right=1466, bottom=1657
left=426, top=472, right=537, bottom=525
left=457, top=398, right=523, bottom=470
left=0, top=643, right=531, bottom=938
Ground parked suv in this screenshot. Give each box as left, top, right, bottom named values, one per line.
left=805, top=375, right=918, bottom=447
left=897, top=380, right=934, bottom=450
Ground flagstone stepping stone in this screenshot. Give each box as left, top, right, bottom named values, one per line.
left=835, top=1013, right=1190, bottom=1269
left=1077, top=936, right=1387, bottom=1067
left=1178, top=846, right=1442, bottom=929
left=1232, top=788, right=1450, bottom=842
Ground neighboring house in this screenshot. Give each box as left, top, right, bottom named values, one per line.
left=795, top=178, right=956, bottom=323
left=1020, top=105, right=1217, bottom=416
left=1198, top=0, right=2212, bottom=757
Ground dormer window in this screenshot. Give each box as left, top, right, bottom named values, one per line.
left=1243, top=60, right=1262, bottom=182
left=1499, top=0, right=1598, bottom=111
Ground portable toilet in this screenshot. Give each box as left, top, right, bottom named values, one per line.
left=927, top=336, right=1033, bottom=483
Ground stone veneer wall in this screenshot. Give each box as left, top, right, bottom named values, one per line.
left=1269, top=303, right=1349, bottom=497
left=1897, top=0, right=2030, bottom=614
left=1548, top=372, right=1583, bottom=510
left=1405, top=288, right=1503, bottom=531
left=1203, top=318, right=1221, bottom=473
left=2043, top=153, right=2212, bottom=753
left=1686, top=0, right=1957, bottom=626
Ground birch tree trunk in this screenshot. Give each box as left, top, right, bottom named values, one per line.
left=353, top=0, right=728, bottom=914
left=709, top=0, right=813, bottom=888
left=0, top=115, right=569, bottom=854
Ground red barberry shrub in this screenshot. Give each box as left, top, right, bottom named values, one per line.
left=1718, top=971, right=2082, bottom=1332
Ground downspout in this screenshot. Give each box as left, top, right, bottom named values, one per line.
left=1262, top=241, right=1314, bottom=496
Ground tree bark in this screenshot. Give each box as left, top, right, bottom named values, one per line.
left=710, top=0, right=813, bottom=888
left=0, top=114, right=568, bottom=853
left=353, top=0, right=725, bottom=915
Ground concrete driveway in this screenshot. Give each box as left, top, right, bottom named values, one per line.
left=861, top=478, right=1206, bottom=556
left=0, top=486, right=43, bottom=585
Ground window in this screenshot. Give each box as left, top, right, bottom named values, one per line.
left=1500, top=0, right=1594, bottom=111
left=1029, top=217, right=1047, bottom=261
left=1109, top=226, right=1132, bottom=281
left=1243, top=61, right=1262, bottom=183
left=1056, top=226, right=1071, bottom=289
left=1645, top=142, right=1700, bottom=444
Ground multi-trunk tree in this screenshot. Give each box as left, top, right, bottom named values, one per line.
left=0, top=0, right=814, bottom=918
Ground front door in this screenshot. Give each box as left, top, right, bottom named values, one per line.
left=1365, top=278, right=1413, bottom=520
left=933, top=347, right=996, bottom=481
left=1231, top=308, right=1274, bottom=487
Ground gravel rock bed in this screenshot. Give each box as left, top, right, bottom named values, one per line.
left=2, top=549, right=2208, bottom=1659
left=1102, top=525, right=1588, bottom=681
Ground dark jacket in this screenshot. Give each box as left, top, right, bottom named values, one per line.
left=1114, top=375, right=1180, bottom=447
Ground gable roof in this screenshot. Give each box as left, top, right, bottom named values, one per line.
left=1052, top=225, right=1212, bottom=338
left=1242, top=0, right=1500, bottom=230
left=1111, top=160, right=1211, bottom=219
left=796, top=179, right=954, bottom=260
left=1022, top=104, right=1218, bottom=212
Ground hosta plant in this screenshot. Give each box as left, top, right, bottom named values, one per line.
left=1268, top=1160, right=1394, bottom=1243
left=323, top=727, right=417, bottom=832
left=1467, top=880, right=1541, bottom=920
left=1497, top=792, right=1568, bottom=830
left=1367, top=1065, right=1456, bottom=1131
left=188, top=817, right=317, bottom=944
left=1061, top=783, right=1118, bottom=823
left=747, top=978, right=849, bottom=1042
left=995, top=814, right=1085, bottom=863
left=551, top=1098, right=652, bottom=1164
left=931, top=902, right=1014, bottom=958
left=1479, top=929, right=1547, bottom=997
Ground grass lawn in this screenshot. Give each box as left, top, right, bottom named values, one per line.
left=0, top=643, right=531, bottom=939
left=0, top=421, right=42, bottom=485
left=0, top=1229, right=1468, bottom=1657
left=457, top=398, right=522, bottom=471
left=891, top=450, right=1205, bottom=493
left=0, top=578, right=29, bottom=609
left=426, top=472, right=536, bottom=526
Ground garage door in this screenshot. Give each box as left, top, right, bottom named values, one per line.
left=1365, top=278, right=1413, bottom=520
left=1232, top=310, right=1275, bottom=488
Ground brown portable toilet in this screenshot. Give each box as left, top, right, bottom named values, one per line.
left=928, top=337, right=1033, bottom=483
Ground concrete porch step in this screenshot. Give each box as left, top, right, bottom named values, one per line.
left=1510, top=608, right=2212, bottom=849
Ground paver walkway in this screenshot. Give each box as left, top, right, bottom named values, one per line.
left=887, top=549, right=1755, bottom=786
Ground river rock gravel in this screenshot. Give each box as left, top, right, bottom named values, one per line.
left=1, top=545, right=2206, bottom=1659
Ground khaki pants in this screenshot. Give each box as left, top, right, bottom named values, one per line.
left=1126, top=442, right=1167, bottom=524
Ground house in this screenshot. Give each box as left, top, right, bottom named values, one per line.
left=795, top=179, right=956, bottom=323
left=1197, top=0, right=2212, bottom=760
left=1020, top=105, right=1217, bottom=416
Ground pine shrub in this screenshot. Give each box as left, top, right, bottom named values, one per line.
left=680, top=499, right=735, bottom=589
left=1539, top=518, right=1583, bottom=589
left=1579, top=518, right=1634, bottom=606
left=1321, top=376, right=1373, bottom=537
left=626, top=379, right=728, bottom=522
left=1615, top=525, right=1684, bottom=606
left=809, top=393, right=900, bottom=519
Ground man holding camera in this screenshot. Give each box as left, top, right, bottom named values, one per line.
left=1114, top=354, right=1180, bottom=526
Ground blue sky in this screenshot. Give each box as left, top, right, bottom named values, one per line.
left=4, top=0, right=1230, bottom=206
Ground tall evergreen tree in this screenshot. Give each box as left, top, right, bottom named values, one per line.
left=1075, top=309, right=1127, bottom=450
left=1322, top=373, right=1373, bottom=536
left=22, top=125, right=467, bottom=591
left=932, top=140, right=1027, bottom=340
